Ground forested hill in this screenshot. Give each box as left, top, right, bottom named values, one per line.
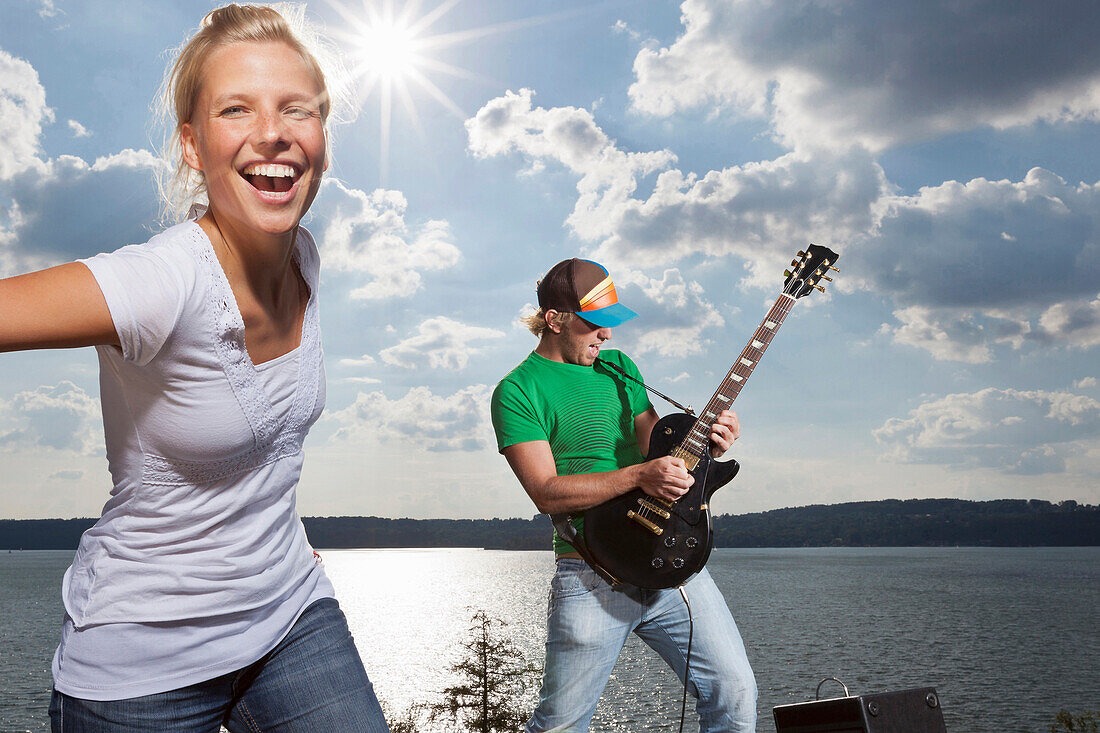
left=2, top=499, right=1095, bottom=550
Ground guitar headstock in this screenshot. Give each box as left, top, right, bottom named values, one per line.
left=783, top=244, right=840, bottom=298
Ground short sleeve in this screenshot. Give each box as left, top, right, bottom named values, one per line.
left=615, top=352, right=653, bottom=417
left=491, top=378, right=547, bottom=452
left=80, top=243, right=190, bottom=366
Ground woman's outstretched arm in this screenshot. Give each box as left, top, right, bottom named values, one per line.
left=0, top=262, right=119, bottom=353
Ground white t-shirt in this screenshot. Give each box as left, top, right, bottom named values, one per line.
left=53, top=220, right=335, bottom=700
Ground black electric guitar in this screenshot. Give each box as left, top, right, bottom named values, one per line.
left=558, top=245, right=840, bottom=589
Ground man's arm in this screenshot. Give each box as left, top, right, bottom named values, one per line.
left=502, top=438, right=694, bottom=515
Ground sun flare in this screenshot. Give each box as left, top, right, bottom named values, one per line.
left=327, top=0, right=562, bottom=186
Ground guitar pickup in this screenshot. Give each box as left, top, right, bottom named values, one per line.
left=636, top=497, right=671, bottom=519
left=627, top=510, right=664, bottom=535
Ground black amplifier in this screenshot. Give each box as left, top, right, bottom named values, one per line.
left=773, top=686, right=947, bottom=733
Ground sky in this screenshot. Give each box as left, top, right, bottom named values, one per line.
left=1, top=0, right=1099, bottom=521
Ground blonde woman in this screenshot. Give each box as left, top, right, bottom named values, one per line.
left=0, top=5, right=389, bottom=730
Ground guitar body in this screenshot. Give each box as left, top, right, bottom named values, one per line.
left=582, top=412, right=739, bottom=589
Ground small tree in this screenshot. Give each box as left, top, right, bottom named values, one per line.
left=430, top=611, right=540, bottom=733
left=1052, top=710, right=1099, bottom=733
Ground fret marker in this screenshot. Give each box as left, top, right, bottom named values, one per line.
left=703, top=411, right=715, bottom=420
left=740, top=358, right=754, bottom=367
left=730, top=374, right=743, bottom=383
left=764, top=320, right=776, bottom=330
left=717, top=395, right=730, bottom=402
left=751, top=339, right=764, bottom=350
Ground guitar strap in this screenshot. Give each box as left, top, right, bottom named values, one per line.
left=594, top=357, right=695, bottom=415
left=550, top=513, right=622, bottom=586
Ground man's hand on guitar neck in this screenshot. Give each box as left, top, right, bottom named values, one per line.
left=708, top=409, right=741, bottom=459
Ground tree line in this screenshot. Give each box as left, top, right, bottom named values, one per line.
left=2, top=498, right=1095, bottom=550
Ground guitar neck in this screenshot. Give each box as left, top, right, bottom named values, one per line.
left=670, top=293, right=797, bottom=468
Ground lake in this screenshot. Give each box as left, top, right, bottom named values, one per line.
left=1, top=547, right=1097, bottom=731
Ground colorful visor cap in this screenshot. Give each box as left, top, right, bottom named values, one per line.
left=538, top=258, right=638, bottom=328
left=576, top=269, right=637, bottom=327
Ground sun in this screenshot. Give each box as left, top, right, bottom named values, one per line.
left=355, top=22, right=418, bottom=82
left=327, top=0, right=570, bottom=186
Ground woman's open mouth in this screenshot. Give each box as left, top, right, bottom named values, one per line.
left=240, top=162, right=300, bottom=197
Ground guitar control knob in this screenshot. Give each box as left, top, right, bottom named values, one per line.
left=672, top=557, right=684, bottom=569
left=651, top=558, right=664, bottom=569
left=685, top=537, right=698, bottom=548
left=664, top=536, right=677, bottom=547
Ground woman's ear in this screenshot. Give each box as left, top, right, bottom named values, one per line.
left=180, top=123, right=203, bottom=173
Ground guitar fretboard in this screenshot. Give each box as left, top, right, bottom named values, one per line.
left=670, top=293, right=796, bottom=470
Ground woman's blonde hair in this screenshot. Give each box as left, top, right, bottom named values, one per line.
left=156, top=3, right=348, bottom=222
left=522, top=308, right=575, bottom=337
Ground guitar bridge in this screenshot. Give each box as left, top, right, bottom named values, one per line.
left=626, top=510, right=664, bottom=535
left=637, top=497, right=671, bottom=519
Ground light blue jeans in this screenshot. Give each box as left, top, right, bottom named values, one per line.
left=49, top=598, right=390, bottom=732
left=527, top=560, right=757, bottom=733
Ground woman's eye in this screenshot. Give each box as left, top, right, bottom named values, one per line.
left=219, top=106, right=246, bottom=116
left=286, top=106, right=318, bottom=119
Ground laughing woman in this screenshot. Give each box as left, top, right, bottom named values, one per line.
left=0, top=5, right=389, bottom=731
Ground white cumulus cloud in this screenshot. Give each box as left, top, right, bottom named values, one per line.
left=466, top=88, right=883, bottom=283
left=0, top=381, right=102, bottom=455
left=326, top=384, right=494, bottom=452
left=628, top=0, right=1100, bottom=153
left=379, top=316, right=505, bottom=370
left=309, top=179, right=461, bottom=300
left=0, top=48, right=53, bottom=180
left=873, top=387, right=1100, bottom=475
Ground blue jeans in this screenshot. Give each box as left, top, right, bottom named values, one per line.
left=49, top=598, right=389, bottom=732
left=527, top=560, right=757, bottom=733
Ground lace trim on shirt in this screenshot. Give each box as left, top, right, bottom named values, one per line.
left=142, top=440, right=302, bottom=486
left=137, top=225, right=322, bottom=486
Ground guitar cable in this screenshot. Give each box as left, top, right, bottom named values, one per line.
left=677, top=584, right=694, bottom=733
left=594, top=357, right=699, bottom=730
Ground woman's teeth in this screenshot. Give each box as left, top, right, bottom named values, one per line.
left=241, top=163, right=297, bottom=193
left=242, top=163, right=296, bottom=178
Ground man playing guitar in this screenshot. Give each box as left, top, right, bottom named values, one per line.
left=490, top=258, right=758, bottom=732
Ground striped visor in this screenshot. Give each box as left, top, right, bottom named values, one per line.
left=573, top=260, right=637, bottom=328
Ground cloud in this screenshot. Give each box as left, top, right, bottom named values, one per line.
left=628, top=0, right=1100, bottom=152
left=326, top=384, right=493, bottom=452
left=0, top=381, right=102, bottom=455
left=379, top=316, right=505, bottom=370
left=466, top=88, right=885, bottom=282
left=862, top=168, right=1100, bottom=309
left=309, top=179, right=461, bottom=300
left=880, top=307, right=1032, bottom=364
left=1038, top=293, right=1100, bottom=348
left=38, top=1, right=62, bottom=19
left=1075, top=377, right=1097, bottom=389
left=619, top=268, right=725, bottom=357
left=0, top=49, right=53, bottom=179
left=67, top=119, right=90, bottom=138
left=0, top=149, right=163, bottom=276
left=873, top=387, right=1100, bottom=474
left=860, top=168, right=1100, bottom=359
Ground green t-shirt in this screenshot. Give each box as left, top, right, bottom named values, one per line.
left=490, top=349, right=653, bottom=553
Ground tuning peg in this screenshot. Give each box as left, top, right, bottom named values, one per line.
left=784, top=270, right=792, bottom=278
left=814, top=284, right=826, bottom=293
left=821, top=275, right=833, bottom=282
left=829, top=265, right=840, bottom=272
left=791, top=259, right=801, bottom=267
left=797, top=250, right=807, bottom=258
